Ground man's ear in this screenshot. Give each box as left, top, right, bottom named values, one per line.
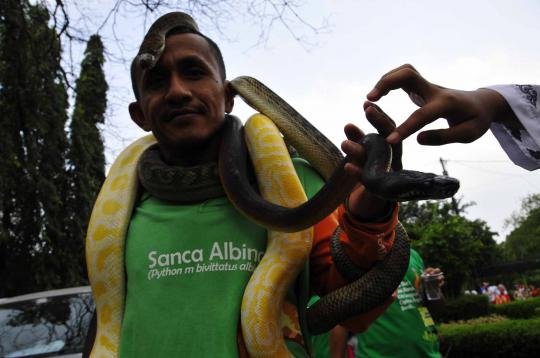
left=224, top=81, right=235, bottom=114
left=129, top=102, right=151, bottom=131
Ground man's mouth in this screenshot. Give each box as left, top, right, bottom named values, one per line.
left=165, top=108, right=202, bottom=122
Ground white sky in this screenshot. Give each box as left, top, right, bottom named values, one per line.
left=77, top=0, right=540, bottom=242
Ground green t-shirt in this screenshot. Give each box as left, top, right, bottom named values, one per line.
left=119, top=158, right=323, bottom=358
left=354, top=249, right=440, bottom=358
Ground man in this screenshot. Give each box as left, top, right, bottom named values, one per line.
left=84, top=12, right=400, bottom=357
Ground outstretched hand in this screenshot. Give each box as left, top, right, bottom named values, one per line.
left=366, top=64, right=515, bottom=145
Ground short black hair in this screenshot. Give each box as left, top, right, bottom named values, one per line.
left=166, top=26, right=226, bottom=81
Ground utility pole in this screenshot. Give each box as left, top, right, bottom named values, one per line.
left=440, top=157, right=460, bottom=215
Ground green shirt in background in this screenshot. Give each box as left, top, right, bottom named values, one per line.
left=354, top=249, right=440, bottom=358
left=309, top=296, right=331, bottom=358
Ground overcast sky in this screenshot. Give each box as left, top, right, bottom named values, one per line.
left=80, top=0, right=540, bottom=242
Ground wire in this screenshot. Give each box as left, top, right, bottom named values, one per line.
left=447, top=160, right=508, bottom=163
left=451, top=162, right=540, bottom=191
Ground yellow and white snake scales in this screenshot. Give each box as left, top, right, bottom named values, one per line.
left=85, top=114, right=311, bottom=357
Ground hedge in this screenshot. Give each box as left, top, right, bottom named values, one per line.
left=490, top=297, right=540, bottom=319
left=439, top=318, right=540, bottom=357
left=436, top=295, right=489, bottom=323
left=436, top=296, right=540, bottom=323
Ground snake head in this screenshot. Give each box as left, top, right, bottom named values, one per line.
left=391, top=171, right=460, bottom=201
left=367, top=170, right=460, bottom=202
left=138, top=53, right=156, bottom=70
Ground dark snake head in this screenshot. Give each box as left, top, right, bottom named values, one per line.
left=376, top=170, right=460, bottom=201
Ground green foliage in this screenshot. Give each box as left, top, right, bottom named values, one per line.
left=400, top=200, right=500, bottom=297
left=503, top=206, right=540, bottom=261
left=504, top=193, right=540, bottom=230
left=438, top=296, right=540, bottom=323
left=0, top=1, right=108, bottom=296
left=437, top=294, right=490, bottom=323
left=441, top=314, right=508, bottom=327
left=65, top=34, right=107, bottom=282
left=0, top=0, right=70, bottom=296
left=490, top=298, right=540, bottom=319
left=439, top=318, right=540, bottom=358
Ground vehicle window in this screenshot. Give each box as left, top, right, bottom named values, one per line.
left=0, top=292, right=94, bottom=357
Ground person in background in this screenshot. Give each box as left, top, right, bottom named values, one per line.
left=480, top=282, right=490, bottom=294
left=496, top=284, right=510, bottom=304
left=486, top=284, right=500, bottom=304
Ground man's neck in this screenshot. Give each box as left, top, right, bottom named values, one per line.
left=159, top=136, right=221, bottom=167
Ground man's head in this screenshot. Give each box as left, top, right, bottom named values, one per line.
left=129, top=12, right=234, bottom=164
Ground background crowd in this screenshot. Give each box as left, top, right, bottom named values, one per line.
left=468, top=282, right=540, bottom=304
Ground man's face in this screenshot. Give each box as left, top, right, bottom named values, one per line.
left=129, top=33, right=233, bottom=159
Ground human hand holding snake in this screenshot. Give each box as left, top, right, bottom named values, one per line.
left=342, top=102, right=402, bottom=221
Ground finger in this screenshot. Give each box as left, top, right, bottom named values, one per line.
left=363, top=102, right=403, bottom=170
left=364, top=102, right=396, bottom=136
left=417, top=119, right=487, bottom=145
left=344, top=123, right=365, bottom=142
left=384, top=63, right=420, bottom=77
left=374, top=65, right=420, bottom=91
left=367, top=65, right=428, bottom=101
left=343, top=162, right=363, bottom=179
left=408, top=91, right=426, bottom=107
left=341, top=140, right=365, bottom=162
left=387, top=99, right=448, bottom=144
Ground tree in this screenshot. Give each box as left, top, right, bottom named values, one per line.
left=0, top=0, right=70, bottom=296
left=400, top=200, right=500, bottom=297
left=42, top=0, right=329, bottom=85
left=504, top=193, right=540, bottom=231
left=65, top=34, right=107, bottom=283
left=503, top=195, right=540, bottom=262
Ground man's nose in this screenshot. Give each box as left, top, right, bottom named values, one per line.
left=165, top=74, right=191, bottom=103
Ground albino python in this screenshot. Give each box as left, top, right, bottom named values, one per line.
left=86, top=11, right=460, bottom=358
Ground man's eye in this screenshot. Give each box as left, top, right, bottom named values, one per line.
left=185, top=66, right=205, bottom=78
left=145, top=72, right=168, bottom=89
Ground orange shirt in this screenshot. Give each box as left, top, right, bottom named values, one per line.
left=310, top=204, right=398, bottom=332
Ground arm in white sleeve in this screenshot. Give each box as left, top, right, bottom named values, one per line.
left=486, top=84, right=540, bottom=170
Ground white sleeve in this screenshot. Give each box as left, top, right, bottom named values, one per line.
left=486, top=84, right=540, bottom=170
